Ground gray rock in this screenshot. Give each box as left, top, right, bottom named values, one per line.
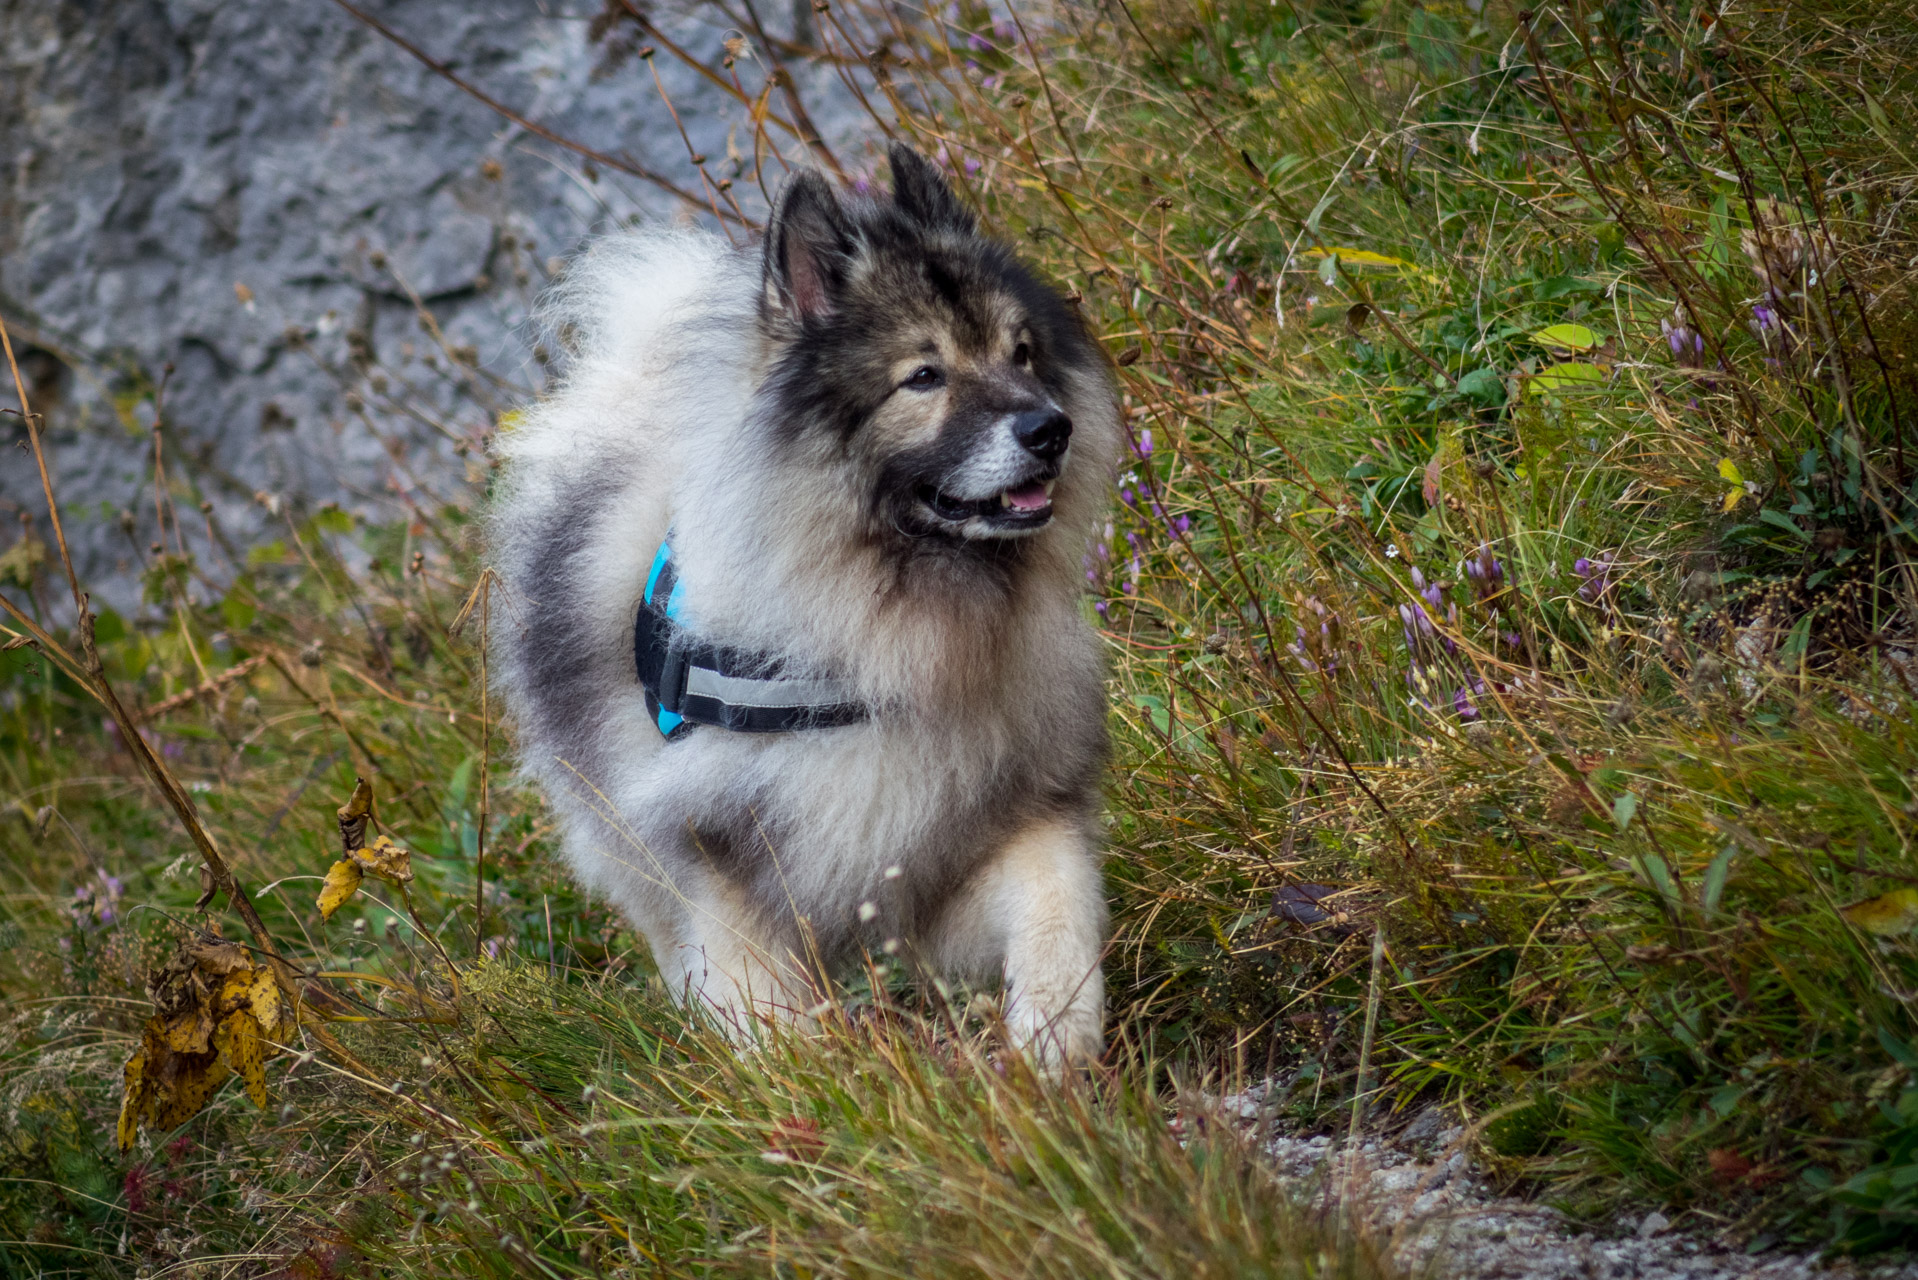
left=0, top=0, right=866, bottom=602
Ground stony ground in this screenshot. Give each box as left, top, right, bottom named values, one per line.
left=1184, top=1087, right=1918, bottom=1280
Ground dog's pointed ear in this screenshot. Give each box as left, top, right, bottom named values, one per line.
left=765, top=170, right=855, bottom=323
left=889, top=142, right=974, bottom=234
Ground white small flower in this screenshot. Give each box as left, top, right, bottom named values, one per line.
left=857, top=901, right=878, bottom=922
left=1386, top=543, right=1400, bottom=558
left=883, top=864, right=902, bottom=880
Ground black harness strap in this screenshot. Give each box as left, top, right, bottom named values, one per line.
left=634, top=536, right=867, bottom=739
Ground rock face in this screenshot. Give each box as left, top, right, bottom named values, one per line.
left=0, top=0, right=863, bottom=595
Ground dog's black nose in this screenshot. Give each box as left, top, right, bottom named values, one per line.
left=1012, top=408, right=1073, bottom=460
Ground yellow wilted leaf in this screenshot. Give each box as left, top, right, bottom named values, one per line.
left=1718, top=458, right=1746, bottom=513
left=118, top=1043, right=150, bottom=1151
left=1310, top=245, right=1415, bottom=270
left=318, top=859, right=363, bottom=920
left=337, top=777, right=373, bottom=852
left=351, top=834, right=413, bottom=884
left=1842, top=888, right=1918, bottom=936
left=152, top=1050, right=229, bottom=1131
left=119, top=937, right=296, bottom=1149
left=217, top=965, right=284, bottom=1040
left=214, top=1011, right=268, bottom=1108
left=159, top=1007, right=213, bottom=1055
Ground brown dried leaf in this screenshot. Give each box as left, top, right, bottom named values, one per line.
left=337, top=777, right=373, bottom=852
left=318, top=859, right=363, bottom=920
left=188, top=936, right=251, bottom=975
left=350, top=834, right=413, bottom=884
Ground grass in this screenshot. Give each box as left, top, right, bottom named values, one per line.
left=4, top=0, right=1918, bottom=1271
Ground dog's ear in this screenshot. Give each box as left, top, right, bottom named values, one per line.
left=765, top=170, right=855, bottom=323
left=889, top=142, right=974, bottom=234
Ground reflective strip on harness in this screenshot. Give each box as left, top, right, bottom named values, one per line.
left=635, top=533, right=866, bottom=739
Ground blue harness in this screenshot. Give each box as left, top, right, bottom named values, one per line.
left=634, top=533, right=867, bottom=739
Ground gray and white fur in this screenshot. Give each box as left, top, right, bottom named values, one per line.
left=488, top=145, right=1119, bottom=1065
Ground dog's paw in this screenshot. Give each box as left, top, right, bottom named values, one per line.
left=1005, top=995, right=1103, bottom=1075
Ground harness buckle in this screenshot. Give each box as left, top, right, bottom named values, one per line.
left=656, top=642, right=690, bottom=713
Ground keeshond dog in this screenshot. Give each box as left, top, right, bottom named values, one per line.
left=490, top=144, right=1119, bottom=1066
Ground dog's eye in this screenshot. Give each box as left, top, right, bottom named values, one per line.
left=903, top=365, right=945, bottom=391
left=1012, top=341, right=1031, bottom=367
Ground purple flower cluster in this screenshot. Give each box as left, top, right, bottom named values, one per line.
left=1662, top=312, right=1706, bottom=368
left=1460, top=544, right=1507, bottom=611
left=1396, top=553, right=1517, bottom=723
left=1573, top=555, right=1612, bottom=603
left=70, top=868, right=125, bottom=930
left=1288, top=597, right=1344, bottom=675
left=1088, top=458, right=1191, bottom=616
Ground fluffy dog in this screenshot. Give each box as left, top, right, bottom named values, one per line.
left=489, top=144, right=1119, bottom=1065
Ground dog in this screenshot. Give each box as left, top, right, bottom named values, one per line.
left=489, top=144, right=1120, bottom=1066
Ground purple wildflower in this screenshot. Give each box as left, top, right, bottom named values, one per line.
left=967, top=31, right=992, bottom=51
left=1174, top=515, right=1191, bottom=535
left=1574, top=556, right=1612, bottom=603
left=1135, top=428, right=1154, bottom=459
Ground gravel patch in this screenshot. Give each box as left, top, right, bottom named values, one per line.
left=1180, top=1086, right=1918, bottom=1279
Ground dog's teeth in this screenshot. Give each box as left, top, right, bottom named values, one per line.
left=1043, top=480, right=1056, bottom=496
left=1000, top=491, right=1013, bottom=508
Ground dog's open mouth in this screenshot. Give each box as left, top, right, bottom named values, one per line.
left=917, top=478, right=1056, bottom=531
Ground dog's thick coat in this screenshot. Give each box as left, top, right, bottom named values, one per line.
left=490, top=147, right=1119, bottom=1062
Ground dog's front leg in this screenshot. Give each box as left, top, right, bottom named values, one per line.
left=660, top=874, right=816, bottom=1045
left=931, top=816, right=1106, bottom=1069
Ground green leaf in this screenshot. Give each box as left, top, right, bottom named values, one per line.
left=1756, top=508, right=1811, bottom=541
left=1454, top=366, right=1505, bottom=406
left=220, top=594, right=257, bottom=632
left=1638, top=854, right=1678, bottom=904
left=1130, top=693, right=1171, bottom=735
left=1702, top=844, right=1735, bottom=913
left=1318, top=253, right=1341, bottom=286
left=1304, top=189, right=1338, bottom=239
left=1612, top=791, right=1639, bottom=831
left=1526, top=362, right=1606, bottom=396
left=92, top=609, right=127, bottom=646
left=1530, top=323, right=1600, bottom=351
left=245, top=540, right=290, bottom=568
left=313, top=507, right=354, bottom=536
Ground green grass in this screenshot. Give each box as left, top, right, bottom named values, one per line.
left=4, top=0, right=1918, bottom=1271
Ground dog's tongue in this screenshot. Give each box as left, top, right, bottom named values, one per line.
left=1004, top=481, right=1051, bottom=512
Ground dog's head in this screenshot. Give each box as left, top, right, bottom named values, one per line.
left=757, top=144, right=1111, bottom=548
